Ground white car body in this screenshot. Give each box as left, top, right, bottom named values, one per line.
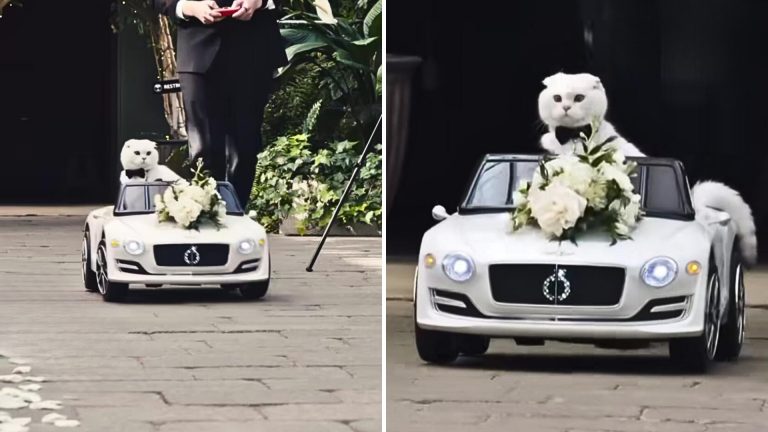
left=415, top=155, right=746, bottom=369
left=82, top=182, right=269, bottom=298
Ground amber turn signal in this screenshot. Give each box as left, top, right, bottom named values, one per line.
left=424, top=254, right=436, bottom=268
left=686, top=261, right=701, bottom=275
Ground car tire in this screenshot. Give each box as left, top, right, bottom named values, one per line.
left=457, top=335, right=490, bottom=356
left=82, top=231, right=98, bottom=292
left=669, top=257, right=721, bottom=373
left=715, top=245, right=746, bottom=361
left=238, top=280, right=269, bottom=300
left=415, top=325, right=459, bottom=364
left=96, top=241, right=129, bottom=302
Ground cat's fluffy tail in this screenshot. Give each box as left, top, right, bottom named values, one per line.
left=691, top=180, right=757, bottom=265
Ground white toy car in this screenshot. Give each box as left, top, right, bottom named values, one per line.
left=82, top=181, right=270, bottom=302
left=415, top=155, right=746, bottom=372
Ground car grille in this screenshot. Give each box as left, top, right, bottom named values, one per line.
left=153, top=244, right=229, bottom=267
left=489, top=264, right=625, bottom=306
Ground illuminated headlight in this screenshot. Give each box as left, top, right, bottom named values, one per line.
left=442, top=253, right=475, bottom=282
left=641, top=256, right=678, bottom=287
left=123, top=239, right=145, bottom=256
left=237, top=239, right=256, bottom=254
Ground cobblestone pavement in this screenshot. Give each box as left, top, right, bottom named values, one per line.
left=0, top=216, right=381, bottom=432
left=387, top=261, right=768, bottom=432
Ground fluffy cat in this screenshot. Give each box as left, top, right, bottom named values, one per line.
left=119, top=139, right=181, bottom=183
left=538, top=72, right=643, bottom=157
left=537, top=72, right=758, bottom=264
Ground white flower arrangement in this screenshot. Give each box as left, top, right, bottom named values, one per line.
left=511, top=121, right=642, bottom=243
left=154, top=159, right=227, bottom=230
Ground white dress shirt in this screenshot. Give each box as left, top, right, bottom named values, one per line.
left=176, top=0, right=275, bottom=19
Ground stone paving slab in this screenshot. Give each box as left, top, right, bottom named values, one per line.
left=0, top=216, right=381, bottom=432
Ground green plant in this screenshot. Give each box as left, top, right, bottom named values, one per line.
left=249, top=134, right=314, bottom=232
left=279, top=0, right=382, bottom=142
left=248, top=134, right=381, bottom=234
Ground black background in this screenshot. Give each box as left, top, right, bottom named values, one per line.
left=0, top=1, right=113, bottom=203
left=387, top=0, right=768, bottom=261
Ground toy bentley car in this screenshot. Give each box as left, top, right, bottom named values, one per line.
left=81, top=182, right=270, bottom=302
left=415, top=155, right=746, bottom=371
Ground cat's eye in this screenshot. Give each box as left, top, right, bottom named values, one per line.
left=134, top=151, right=140, bottom=155
left=574, top=94, right=585, bottom=102
left=553, top=95, right=562, bottom=103
left=146, top=151, right=151, bottom=156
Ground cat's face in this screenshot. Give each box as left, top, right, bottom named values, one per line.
left=538, top=72, right=607, bottom=128
left=120, top=139, right=159, bottom=170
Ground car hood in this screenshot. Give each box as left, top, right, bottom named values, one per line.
left=423, top=212, right=710, bottom=265
left=106, top=214, right=266, bottom=244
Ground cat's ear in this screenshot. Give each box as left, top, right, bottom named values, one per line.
left=542, top=72, right=565, bottom=88
left=584, top=73, right=603, bottom=90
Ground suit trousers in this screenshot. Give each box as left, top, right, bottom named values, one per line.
left=179, top=43, right=274, bottom=206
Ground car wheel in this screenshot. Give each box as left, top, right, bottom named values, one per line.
left=238, top=280, right=269, bottom=300
left=715, top=246, right=746, bottom=361
left=413, top=287, right=459, bottom=364
left=82, top=231, right=98, bottom=292
left=669, top=259, right=721, bottom=372
left=415, top=325, right=459, bottom=364
left=96, top=241, right=129, bottom=302
left=457, top=335, right=490, bottom=356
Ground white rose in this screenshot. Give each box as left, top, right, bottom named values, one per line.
left=612, top=150, right=626, bottom=164
left=528, top=183, right=587, bottom=237
left=614, top=221, right=630, bottom=236
left=180, top=185, right=210, bottom=210
left=537, top=156, right=594, bottom=195
left=584, top=181, right=608, bottom=209
left=599, top=162, right=634, bottom=192
left=154, top=194, right=166, bottom=213
left=621, top=198, right=641, bottom=226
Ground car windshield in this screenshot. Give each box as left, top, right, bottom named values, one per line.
left=115, top=182, right=244, bottom=215
left=461, top=156, right=694, bottom=220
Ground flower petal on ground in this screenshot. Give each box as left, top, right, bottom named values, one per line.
left=29, top=400, right=62, bottom=410
left=5, top=419, right=29, bottom=427
left=0, top=395, right=26, bottom=410
left=41, top=413, right=67, bottom=424
left=0, top=423, right=29, bottom=432
left=16, top=385, right=39, bottom=393
left=9, top=368, right=29, bottom=376
left=0, top=389, right=40, bottom=403
left=0, top=377, right=22, bottom=385
left=53, top=419, right=80, bottom=428
left=22, top=377, right=45, bottom=383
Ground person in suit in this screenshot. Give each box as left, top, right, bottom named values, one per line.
left=154, top=0, right=288, bottom=205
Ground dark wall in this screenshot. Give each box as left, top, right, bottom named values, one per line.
left=0, top=1, right=114, bottom=203
left=387, top=0, right=768, bottom=260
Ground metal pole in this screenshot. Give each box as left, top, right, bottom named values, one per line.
left=306, top=116, right=382, bottom=272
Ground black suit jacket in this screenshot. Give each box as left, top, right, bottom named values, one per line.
left=154, top=0, right=288, bottom=74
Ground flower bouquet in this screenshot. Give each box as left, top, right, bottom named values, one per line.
left=154, top=159, right=227, bottom=230
left=511, top=121, right=642, bottom=244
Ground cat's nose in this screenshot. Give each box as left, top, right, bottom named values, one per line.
left=562, top=105, right=572, bottom=112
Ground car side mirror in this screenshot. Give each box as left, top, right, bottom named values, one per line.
left=432, top=205, right=449, bottom=221
left=708, top=210, right=731, bottom=226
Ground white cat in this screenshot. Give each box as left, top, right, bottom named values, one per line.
left=538, top=72, right=758, bottom=264
left=119, top=139, right=181, bottom=183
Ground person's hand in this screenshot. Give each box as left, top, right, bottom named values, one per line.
left=182, top=0, right=224, bottom=25
left=231, top=0, right=263, bottom=21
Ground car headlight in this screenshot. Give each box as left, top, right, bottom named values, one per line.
left=123, top=239, right=145, bottom=256
left=442, top=253, right=475, bottom=282
left=641, top=256, right=678, bottom=287
left=237, top=239, right=256, bottom=254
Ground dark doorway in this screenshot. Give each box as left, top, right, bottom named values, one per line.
left=387, top=0, right=768, bottom=262
left=0, top=1, right=113, bottom=203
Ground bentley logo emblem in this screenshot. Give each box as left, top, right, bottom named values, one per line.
left=184, top=246, right=200, bottom=265
left=543, top=268, right=571, bottom=301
